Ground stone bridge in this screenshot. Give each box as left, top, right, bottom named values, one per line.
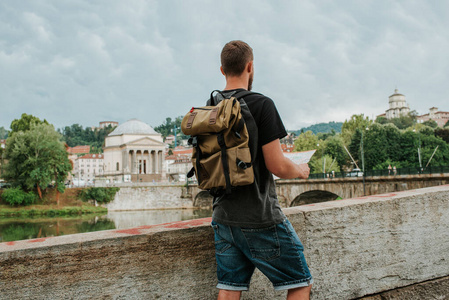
left=189, top=173, right=449, bottom=208
left=275, top=173, right=449, bottom=207
left=1, top=185, right=448, bottom=299
left=102, top=174, right=449, bottom=211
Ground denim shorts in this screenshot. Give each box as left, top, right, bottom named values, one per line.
left=211, top=219, right=313, bottom=291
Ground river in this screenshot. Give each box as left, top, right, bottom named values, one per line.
left=0, top=208, right=212, bottom=243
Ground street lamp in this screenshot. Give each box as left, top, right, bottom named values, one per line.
left=317, top=143, right=325, bottom=178
left=173, top=125, right=178, bottom=148
left=413, top=129, right=422, bottom=172
left=361, top=127, right=369, bottom=196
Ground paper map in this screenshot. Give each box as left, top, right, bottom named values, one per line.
left=284, top=149, right=316, bottom=165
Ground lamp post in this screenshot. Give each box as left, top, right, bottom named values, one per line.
left=173, top=125, right=178, bottom=148
left=413, top=129, right=422, bottom=172
left=361, top=127, right=369, bottom=196
left=317, top=143, right=325, bottom=178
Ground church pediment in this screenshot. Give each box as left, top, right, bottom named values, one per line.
left=122, top=137, right=165, bottom=148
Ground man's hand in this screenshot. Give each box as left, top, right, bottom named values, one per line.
left=262, top=139, right=310, bottom=179
left=297, top=163, right=310, bottom=179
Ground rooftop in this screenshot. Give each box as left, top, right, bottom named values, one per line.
left=108, top=119, right=157, bottom=136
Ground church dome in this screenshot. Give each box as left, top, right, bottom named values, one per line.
left=108, top=119, right=157, bottom=136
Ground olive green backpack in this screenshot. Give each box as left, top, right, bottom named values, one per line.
left=181, top=90, right=256, bottom=195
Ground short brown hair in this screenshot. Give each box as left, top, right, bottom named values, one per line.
left=221, top=40, right=253, bottom=76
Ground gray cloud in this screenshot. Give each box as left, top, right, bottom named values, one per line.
left=1, top=0, right=448, bottom=132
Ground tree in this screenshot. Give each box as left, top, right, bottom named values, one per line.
left=294, top=121, right=343, bottom=135
left=323, top=135, right=348, bottom=172
left=4, top=123, right=72, bottom=200
left=293, top=131, right=319, bottom=152
left=389, top=114, right=415, bottom=130
left=422, top=120, right=438, bottom=129
left=309, top=154, right=340, bottom=174
left=59, top=123, right=116, bottom=151
left=341, top=114, right=372, bottom=145
left=375, top=116, right=388, bottom=125
left=10, top=113, right=48, bottom=136
left=154, top=116, right=187, bottom=141
left=435, top=128, right=449, bottom=144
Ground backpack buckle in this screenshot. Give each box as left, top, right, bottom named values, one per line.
left=237, top=159, right=250, bottom=170
left=188, top=136, right=198, bottom=147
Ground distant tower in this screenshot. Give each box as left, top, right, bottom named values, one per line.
left=386, top=89, right=410, bottom=119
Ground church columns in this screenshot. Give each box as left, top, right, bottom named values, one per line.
left=151, top=150, right=156, bottom=174
left=140, top=151, right=144, bottom=174
left=158, top=151, right=163, bottom=174
left=121, top=150, right=126, bottom=172
left=155, top=150, right=159, bottom=174
left=147, top=151, right=152, bottom=174
left=132, top=150, right=137, bottom=174
left=121, top=147, right=164, bottom=178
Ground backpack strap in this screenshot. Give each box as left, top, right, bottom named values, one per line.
left=217, top=132, right=232, bottom=194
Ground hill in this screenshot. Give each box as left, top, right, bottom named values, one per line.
left=292, top=121, right=343, bottom=135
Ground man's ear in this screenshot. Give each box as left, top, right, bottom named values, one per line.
left=220, top=66, right=226, bottom=76
left=246, top=61, right=253, bottom=73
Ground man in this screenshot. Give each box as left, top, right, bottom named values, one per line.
left=211, top=40, right=313, bottom=300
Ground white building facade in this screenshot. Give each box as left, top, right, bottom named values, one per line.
left=103, top=119, right=166, bottom=183
left=385, top=89, right=410, bottom=119
left=72, top=153, right=104, bottom=185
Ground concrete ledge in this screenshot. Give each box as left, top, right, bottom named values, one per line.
left=1, top=185, right=449, bottom=299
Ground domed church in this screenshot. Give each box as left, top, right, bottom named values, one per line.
left=102, top=119, right=166, bottom=183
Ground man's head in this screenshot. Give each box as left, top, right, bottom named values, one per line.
left=221, top=40, right=254, bottom=90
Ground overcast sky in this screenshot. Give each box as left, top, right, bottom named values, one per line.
left=1, top=0, right=448, bottom=132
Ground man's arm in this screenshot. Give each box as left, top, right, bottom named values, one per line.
left=262, top=139, right=310, bottom=179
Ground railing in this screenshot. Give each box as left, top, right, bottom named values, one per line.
left=308, top=165, right=449, bottom=180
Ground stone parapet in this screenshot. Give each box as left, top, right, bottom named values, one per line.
left=1, top=185, right=448, bottom=299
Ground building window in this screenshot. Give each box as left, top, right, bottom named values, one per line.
left=116, top=162, right=120, bottom=171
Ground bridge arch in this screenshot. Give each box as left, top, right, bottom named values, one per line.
left=290, top=190, right=341, bottom=207
left=193, top=191, right=213, bottom=208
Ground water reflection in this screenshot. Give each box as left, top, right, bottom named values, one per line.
left=0, top=209, right=212, bottom=243
left=106, top=209, right=212, bottom=229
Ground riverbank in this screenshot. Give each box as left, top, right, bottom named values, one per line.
left=0, top=204, right=107, bottom=217
left=0, top=187, right=107, bottom=217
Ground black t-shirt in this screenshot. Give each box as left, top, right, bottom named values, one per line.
left=211, top=89, right=288, bottom=228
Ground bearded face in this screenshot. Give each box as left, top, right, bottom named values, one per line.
left=248, top=69, right=254, bottom=91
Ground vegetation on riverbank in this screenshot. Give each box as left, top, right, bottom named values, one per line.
left=0, top=187, right=111, bottom=217
left=0, top=204, right=107, bottom=217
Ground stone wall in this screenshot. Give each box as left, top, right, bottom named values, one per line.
left=1, top=185, right=448, bottom=299
left=104, top=185, right=194, bottom=211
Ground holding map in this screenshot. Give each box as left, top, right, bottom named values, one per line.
left=284, top=149, right=316, bottom=165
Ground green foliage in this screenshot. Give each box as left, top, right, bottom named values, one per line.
left=154, top=116, right=188, bottom=141
left=375, top=112, right=417, bottom=130
left=422, top=120, right=438, bottom=129
left=1, top=187, right=37, bottom=206
left=373, top=159, right=404, bottom=170
left=79, top=187, right=120, bottom=203
left=294, top=122, right=343, bottom=135
left=323, top=135, right=347, bottom=171
left=3, top=122, right=72, bottom=197
left=294, top=131, right=319, bottom=152
left=375, top=116, right=388, bottom=125
left=0, top=206, right=107, bottom=217
left=346, top=123, right=449, bottom=170
left=10, top=113, right=49, bottom=136
left=309, top=154, right=340, bottom=173
left=341, top=114, right=373, bottom=145
left=435, top=128, right=449, bottom=144
left=0, top=215, right=113, bottom=242
left=59, top=124, right=116, bottom=150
